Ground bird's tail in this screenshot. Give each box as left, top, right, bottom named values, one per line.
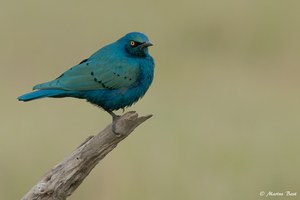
left=18, top=89, right=75, bottom=102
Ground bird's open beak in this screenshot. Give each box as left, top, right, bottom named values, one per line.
left=138, top=41, right=153, bottom=49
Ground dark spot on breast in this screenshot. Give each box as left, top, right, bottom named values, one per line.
left=129, top=78, right=132, bottom=81
left=98, top=80, right=102, bottom=84
left=101, top=83, right=107, bottom=88
left=117, top=74, right=120, bottom=76
left=124, top=76, right=127, bottom=79
left=94, top=78, right=98, bottom=82
left=91, top=72, right=94, bottom=76
left=100, top=82, right=113, bottom=89
left=79, top=58, right=88, bottom=64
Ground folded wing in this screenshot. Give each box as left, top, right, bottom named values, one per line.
left=33, top=58, right=139, bottom=91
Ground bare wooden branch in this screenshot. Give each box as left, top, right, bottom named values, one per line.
left=21, top=111, right=152, bottom=200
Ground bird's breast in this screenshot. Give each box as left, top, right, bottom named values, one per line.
left=85, top=55, right=154, bottom=111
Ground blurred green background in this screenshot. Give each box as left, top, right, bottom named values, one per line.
left=1, top=0, right=300, bottom=199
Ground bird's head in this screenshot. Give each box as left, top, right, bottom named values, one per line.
left=120, top=32, right=153, bottom=57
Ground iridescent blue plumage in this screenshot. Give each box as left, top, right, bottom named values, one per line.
left=18, top=32, right=154, bottom=132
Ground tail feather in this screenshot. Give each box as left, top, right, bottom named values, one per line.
left=18, top=89, right=73, bottom=102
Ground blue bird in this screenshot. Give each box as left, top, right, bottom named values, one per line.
left=18, top=32, right=154, bottom=134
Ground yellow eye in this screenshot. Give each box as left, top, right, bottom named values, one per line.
left=130, top=41, right=136, bottom=46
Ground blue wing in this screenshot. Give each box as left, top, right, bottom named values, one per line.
left=34, top=47, right=140, bottom=91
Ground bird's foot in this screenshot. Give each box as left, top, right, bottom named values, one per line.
left=107, top=110, right=121, bottom=136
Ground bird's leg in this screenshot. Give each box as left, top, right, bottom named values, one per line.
left=107, top=110, right=121, bottom=136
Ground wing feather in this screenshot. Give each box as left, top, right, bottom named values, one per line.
left=33, top=56, right=140, bottom=91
